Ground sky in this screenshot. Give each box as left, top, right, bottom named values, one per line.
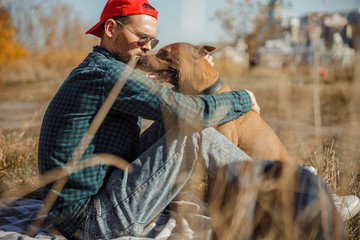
left=62, top=0, right=360, bottom=48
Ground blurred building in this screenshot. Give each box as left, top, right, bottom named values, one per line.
left=212, top=39, right=249, bottom=68
left=213, top=1, right=359, bottom=69
left=256, top=33, right=293, bottom=68
left=267, top=0, right=295, bottom=38
left=255, top=4, right=359, bottom=69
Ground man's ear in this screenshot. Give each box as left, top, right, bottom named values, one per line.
left=103, top=19, right=117, bottom=38
left=196, top=45, right=216, bottom=56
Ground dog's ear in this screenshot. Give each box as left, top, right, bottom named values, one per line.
left=195, top=45, right=216, bottom=56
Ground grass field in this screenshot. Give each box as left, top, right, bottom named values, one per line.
left=0, top=59, right=359, bottom=238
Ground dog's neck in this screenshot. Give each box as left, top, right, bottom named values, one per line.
left=176, top=58, right=220, bottom=95
left=173, top=77, right=223, bottom=95
left=202, top=77, right=223, bottom=95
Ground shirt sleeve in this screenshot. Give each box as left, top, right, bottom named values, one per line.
left=104, top=63, right=252, bottom=128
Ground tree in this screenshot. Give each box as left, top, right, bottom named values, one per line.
left=0, top=5, right=28, bottom=62
left=215, top=0, right=270, bottom=62
left=245, top=5, right=273, bottom=58
left=215, top=0, right=265, bottom=43
left=8, top=0, right=96, bottom=67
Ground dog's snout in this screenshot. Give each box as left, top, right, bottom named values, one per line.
left=135, top=56, right=154, bottom=72
left=137, top=56, right=144, bottom=64
left=136, top=56, right=150, bottom=66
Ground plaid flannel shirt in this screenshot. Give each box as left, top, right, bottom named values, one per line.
left=38, top=46, right=252, bottom=238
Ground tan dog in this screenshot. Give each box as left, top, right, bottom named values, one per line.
left=137, top=42, right=291, bottom=162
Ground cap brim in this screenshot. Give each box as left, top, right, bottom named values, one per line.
left=85, top=21, right=104, bottom=38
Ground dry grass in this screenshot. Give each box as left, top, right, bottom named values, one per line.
left=0, top=127, right=40, bottom=196
left=0, top=59, right=359, bottom=238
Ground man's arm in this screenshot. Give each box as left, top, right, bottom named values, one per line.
left=105, top=63, right=255, bottom=127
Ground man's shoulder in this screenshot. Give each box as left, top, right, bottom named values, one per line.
left=85, top=50, right=123, bottom=69
left=88, top=45, right=125, bottom=67
left=70, top=50, right=124, bottom=78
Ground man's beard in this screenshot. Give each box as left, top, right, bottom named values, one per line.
left=109, top=34, right=131, bottom=64
left=114, top=51, right=142, bottom=67
left=113, top=50, right=130, bottom=63
left=109, top=35, right=141, bottom=65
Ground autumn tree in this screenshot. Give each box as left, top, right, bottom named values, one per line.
left=0, top=5, right=28, bottom=63
left=9, top=0, right=96, bottom=67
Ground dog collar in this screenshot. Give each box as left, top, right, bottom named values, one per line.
left=172, top=77, right=223, bottom=95
left=201, top=77, right=223, bottom=95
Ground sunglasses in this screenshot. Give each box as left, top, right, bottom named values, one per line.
left=115, top=20, right=159, bottom=49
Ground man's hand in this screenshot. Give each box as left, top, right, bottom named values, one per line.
left=205, top=54, right=214, bottom=67
left=245, top=90, right=260, bottom=115
left=203, top=55, right=259, bottom=114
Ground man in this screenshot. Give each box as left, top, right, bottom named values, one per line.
left=38, top=0, right=258, bottom=239
left=38, top=0, right=358, bottom=239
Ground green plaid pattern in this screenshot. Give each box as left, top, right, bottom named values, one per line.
left=38, top=46, right=252, bottom=238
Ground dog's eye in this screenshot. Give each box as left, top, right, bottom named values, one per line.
left=156, top=50, right=170, bottom=60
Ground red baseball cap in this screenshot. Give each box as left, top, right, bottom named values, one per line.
left=86, top=0, right=158, bottom=38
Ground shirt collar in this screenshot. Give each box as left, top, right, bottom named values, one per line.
left=93, top=45, right=117, bottom=60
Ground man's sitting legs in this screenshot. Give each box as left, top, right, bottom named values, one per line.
left=76, top=126, right=252, bottom=239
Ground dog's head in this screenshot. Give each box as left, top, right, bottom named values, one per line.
left=136, top=42, right=217, bottom=93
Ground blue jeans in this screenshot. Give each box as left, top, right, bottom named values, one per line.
left=77, top=125, right=252, bottom=240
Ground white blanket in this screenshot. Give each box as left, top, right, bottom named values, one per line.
left=0, top=197, right=210, bottom=240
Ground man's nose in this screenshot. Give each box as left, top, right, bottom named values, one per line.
left=142, top=41, right=152, bottom=52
